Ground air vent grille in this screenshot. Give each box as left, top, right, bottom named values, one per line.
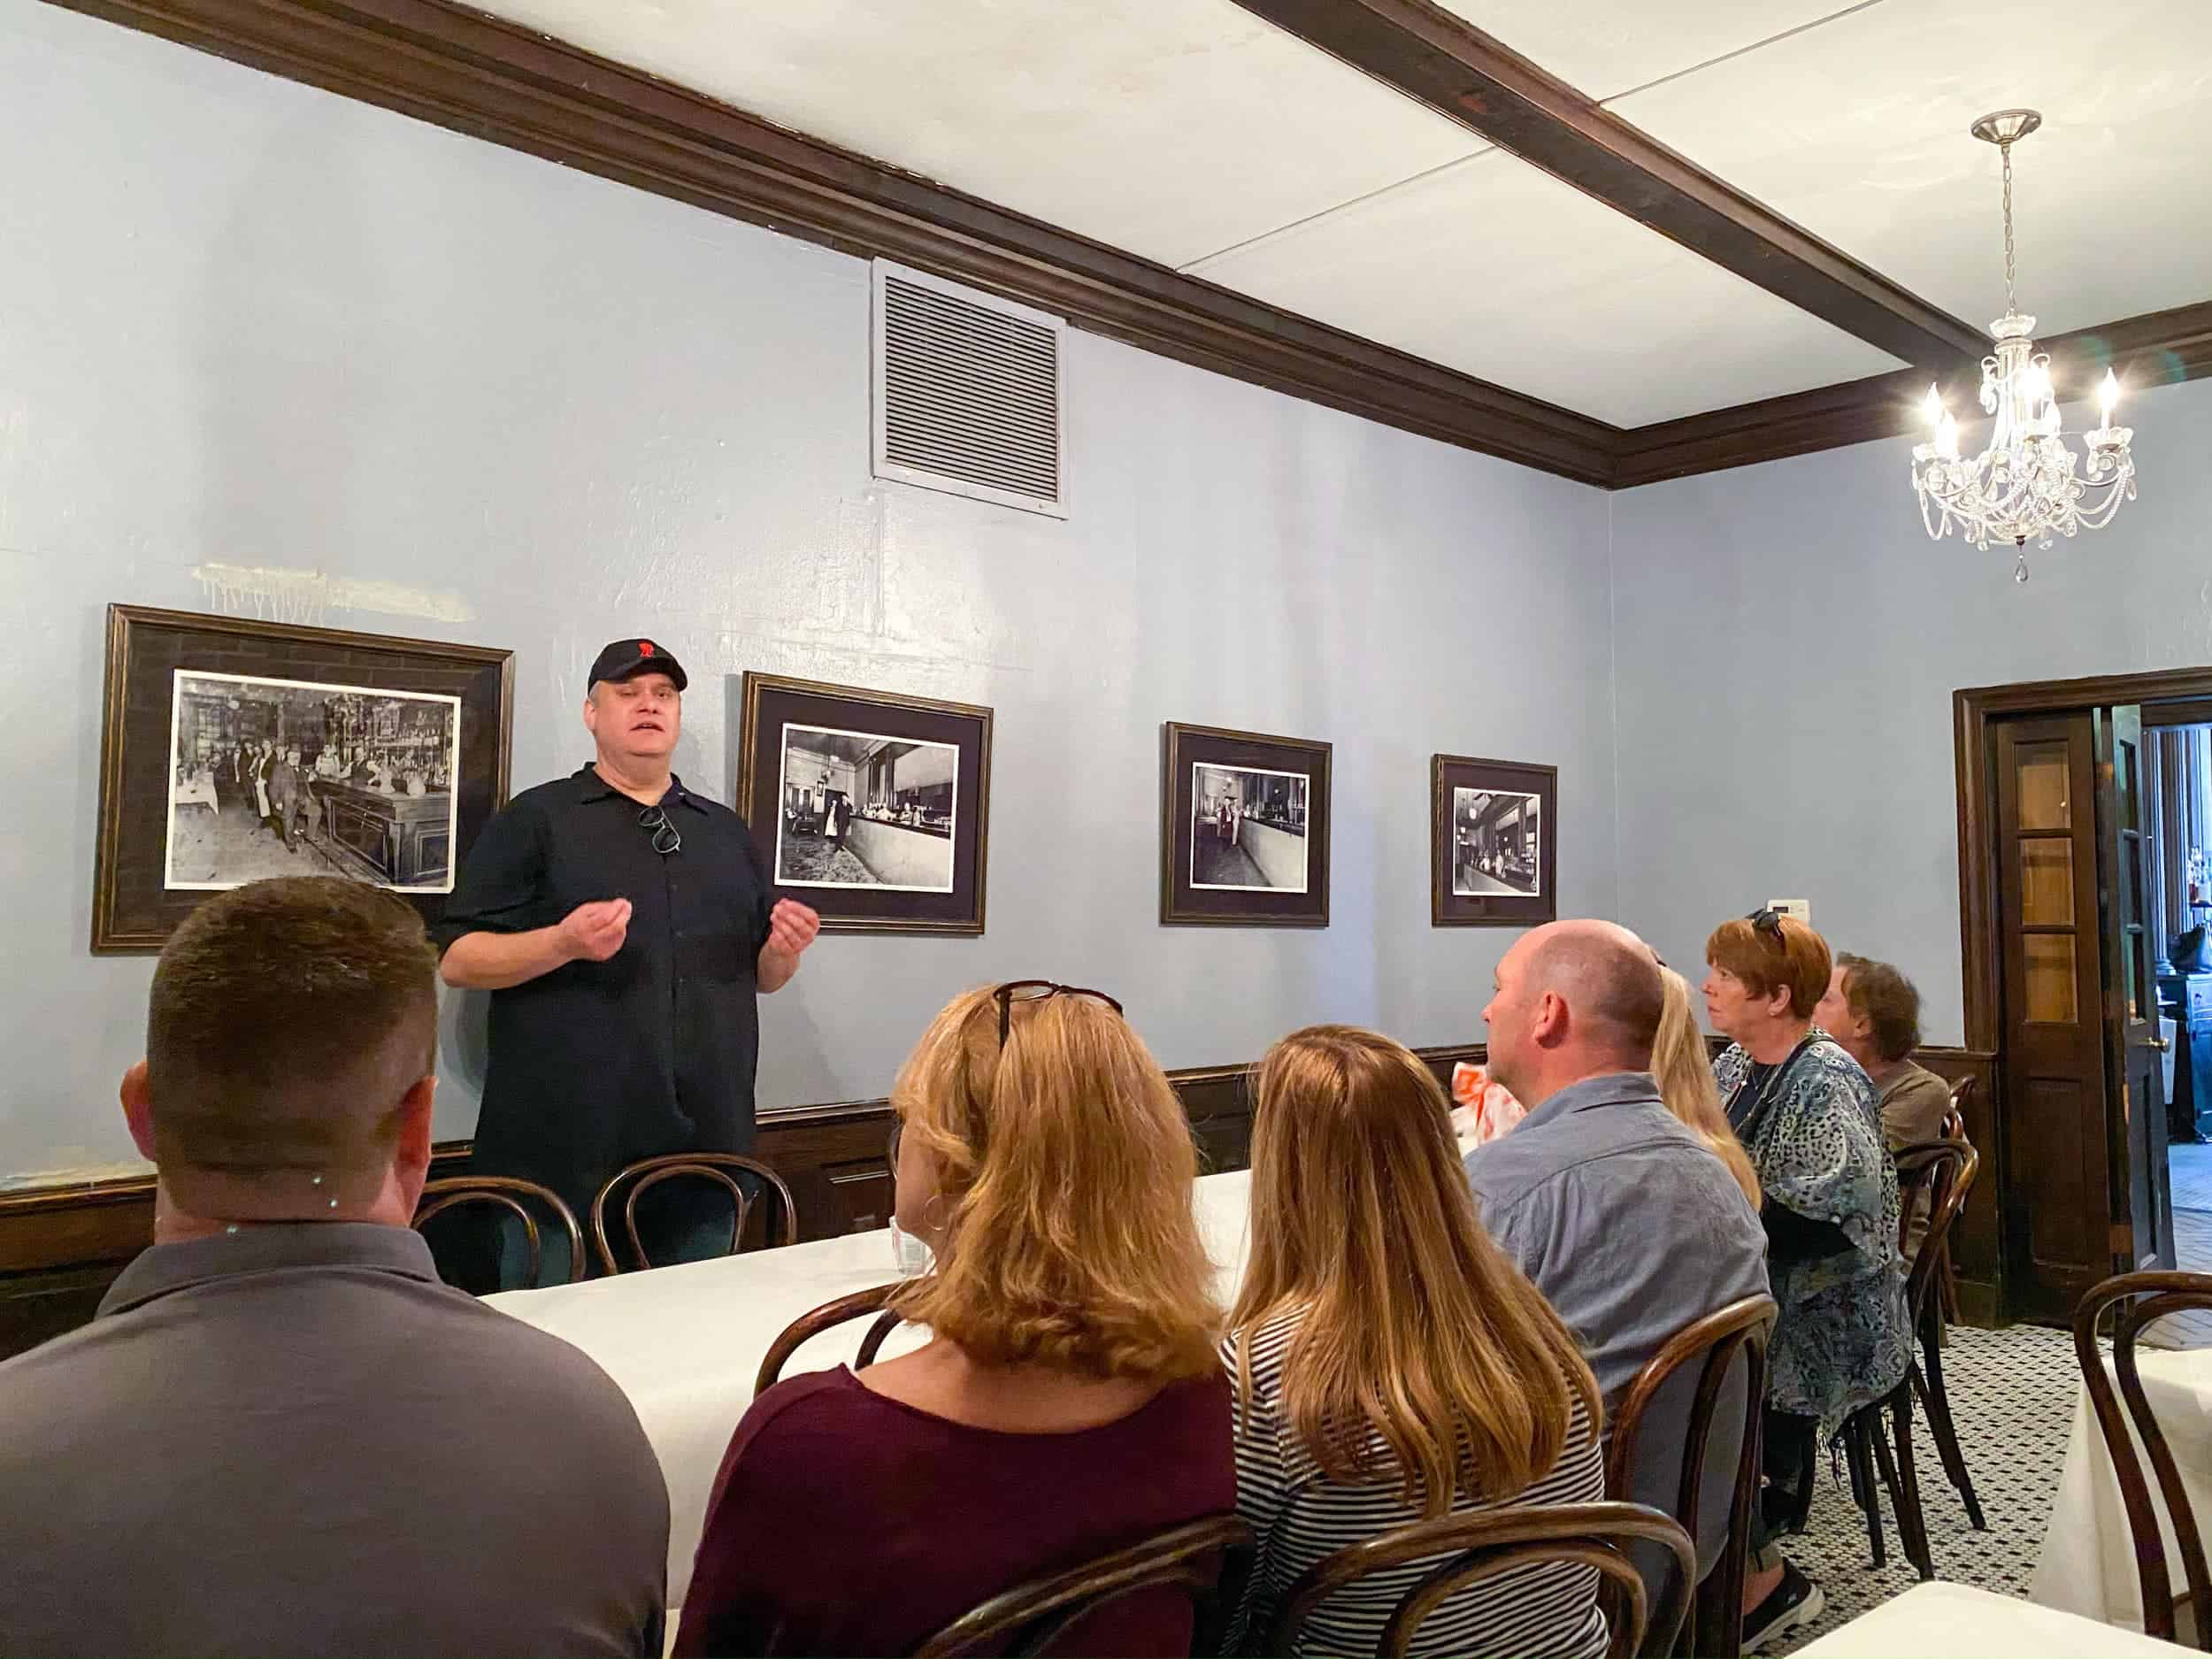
left=872, top=264, right=1065, bottom=517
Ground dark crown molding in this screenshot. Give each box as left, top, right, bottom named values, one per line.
left=43, top=0, right=1615, bottom=485
left=33, top=0, right=2212, bottom=487
left=1615, top=300, right=2212, bottom=488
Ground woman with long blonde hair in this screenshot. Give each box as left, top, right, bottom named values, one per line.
left=1225, top=1025, right=1608, bottom=1658
left=676, top=982, right=1233, bottom=1659
left=1653, top=965, right=1763, bottom=1210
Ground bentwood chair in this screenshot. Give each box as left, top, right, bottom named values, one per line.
left=755, top=1282, right=911, bottom=1398
left=911, top=1513, right=1254, bottom=1658
left=1605, top=1294, right=1776, bottom=1659
left=1264, top=1502, right=1694, bottom=1659
left=1913, top=1103, right=1987, bottom=1532
left=2073, top=1271, right=2212, bottom=1647
left=590, top=1152, right=799, bottom=1275
left=1830, top=1138, right=1979, bottom=1579
left=411, top=1176, right=587, bottom=1292
left=1933, top=1076, right=1978, bottom=1327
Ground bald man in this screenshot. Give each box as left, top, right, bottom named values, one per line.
left=1471, top=918, right=1766, bottom=1398
left=1469, top=922, right=1774, bottom=1628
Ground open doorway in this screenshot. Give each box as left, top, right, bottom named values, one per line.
left=1955, top=670, right=2212, bottom=1330
left=2145, top=715, right=2212, bottom=1283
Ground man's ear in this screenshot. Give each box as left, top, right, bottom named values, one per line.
left=390, top=1074, right=437, bottom=1213
left=119, top=1061, right=157, bottom=1163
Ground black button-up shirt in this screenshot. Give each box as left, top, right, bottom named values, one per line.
left=433, top=764, right=773, bottom=1213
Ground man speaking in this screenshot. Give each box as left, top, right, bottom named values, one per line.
left=435, top=638, right=819, bottom=1261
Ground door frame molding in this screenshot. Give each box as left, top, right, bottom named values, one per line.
left=1958, top=668, right=2212, bottom=1318
left=1958, top=666, right=2212, bottom=1052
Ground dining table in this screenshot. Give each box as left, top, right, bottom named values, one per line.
left=2031, top=1341, right=2212, bottom=1629
left=1796, top=1581, right=2190, bottom=1657
left=487, top=1168, right=1255, bottom=1609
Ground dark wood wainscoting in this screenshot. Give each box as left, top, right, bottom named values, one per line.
left=0, top=1043, right=1480, bottom=1358
left=1907, top=1047, right=2002, bottom=1325
left=0, top=1039, right=2005, bottom=1357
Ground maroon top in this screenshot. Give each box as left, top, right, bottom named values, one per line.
left=673, top=1366, right=1234, bottom=1658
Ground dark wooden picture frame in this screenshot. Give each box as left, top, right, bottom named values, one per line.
left=92, top=604, right=515, bottom=953
left=735, top=672, right=993, bottom=936
left=1160, top=722, right=1332, bottom=927
left=1431, top=754, right=1557, bottom=927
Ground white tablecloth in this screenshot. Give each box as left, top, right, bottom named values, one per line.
left=1798, top=1582, right=2189, bottom=1657
left=2032, top=1345, right=2212, bottom=1627
left=488, top=1169, right=1254, bottom=1608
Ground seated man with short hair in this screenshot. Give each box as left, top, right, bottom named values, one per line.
left=1467, top=922, right=1773, bottom=1636
left=0, top=877, right=669, bottom=1657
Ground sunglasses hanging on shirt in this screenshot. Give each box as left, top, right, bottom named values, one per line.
left=638, top=803, right=681, bottom=856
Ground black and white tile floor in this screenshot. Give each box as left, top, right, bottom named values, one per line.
left=1770, top=1323, right=2078, bottom=1653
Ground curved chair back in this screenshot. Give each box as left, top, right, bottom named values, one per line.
left=412, top=1176, right=587, bottom=1290
left=2073, top=1271, right=2212, bottom=1647
left=590, top=1153, right=799, bottom=1274
left=911, top=1512, right=1254, bottom=1659
left=1605, top=1294, right=1776, bottom=1659
left=1264, top=1501, right=1694, bottom=1659
left=1894, top=1139, right=1978, bottom=1326
left=1943, top=1073, right=1976, bottom=1141
left=756, top=1282, right=910, bottom=1397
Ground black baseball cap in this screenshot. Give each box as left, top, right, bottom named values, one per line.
left=588, top=637, right=687, bottom=691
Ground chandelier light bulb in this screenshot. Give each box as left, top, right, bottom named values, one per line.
left=2100, top=369, right=2121, bottom=420
left=1923, top=384, right=1944, bottom=426
left=1936, top=412, right=1961, bottom=461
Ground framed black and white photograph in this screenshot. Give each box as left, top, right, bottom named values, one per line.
left=738, top=673, right=992, bottom=934
left=94, top=605, right=514, bottom=952
left=164, top=672, right=462, bottom=893
left=1432, top=754, right=1557, bottom=927
left=1162, top=723, right=1331, bottom=926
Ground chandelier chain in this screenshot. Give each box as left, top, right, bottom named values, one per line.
left=2001, top=140, right=2016, bottom=315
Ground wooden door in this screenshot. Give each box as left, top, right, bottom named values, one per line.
left=1995, top=714, right=2115, bottom=1321
left=2099, top=705, right=2173, bottom=1271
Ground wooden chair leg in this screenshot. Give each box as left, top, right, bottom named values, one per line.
left=1785, top=1426, right=1816, bottom=1536
left=1915, top=1310, right=1986, bottom=1530
left=1887, top=1387, right=1936, bottom=1582
left=1845, top=1416, right=1887, bottom=1571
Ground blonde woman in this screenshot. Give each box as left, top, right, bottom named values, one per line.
left=1225, top=1025, right=1608, bottom=1657
left=675, top=982, right=1232, bottom=1659
left=1653, top=965, right=1763, bottom=1210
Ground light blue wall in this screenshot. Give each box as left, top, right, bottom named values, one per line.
left=0, top=3, right=1620, bottom=1183
left=1610, top=373, right=2212, bottom=1043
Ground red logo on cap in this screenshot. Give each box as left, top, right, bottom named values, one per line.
left=639, top=641, right=655, bottom=657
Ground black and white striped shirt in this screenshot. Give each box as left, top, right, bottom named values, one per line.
left=1224, top=1311, right=1608, bottom=1658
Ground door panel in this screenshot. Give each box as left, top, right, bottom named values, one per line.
left=1996, top=714, right=2113, bottom=1321
left=2100, top=705, right=2173, bottom=1271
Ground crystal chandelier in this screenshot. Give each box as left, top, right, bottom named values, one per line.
left=1910, top=110, right=2137, bottom=582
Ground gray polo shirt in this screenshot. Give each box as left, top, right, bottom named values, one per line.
left=0, top=1223, right=668, bottom=1657
left=1463, top=1071, right=1770, bottom=1408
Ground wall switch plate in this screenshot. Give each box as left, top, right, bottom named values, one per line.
left=1767, top=898, right=1811, bottom=927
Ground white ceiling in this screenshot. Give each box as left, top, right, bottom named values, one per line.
left=1617, top=0, right=2212, bottom=341
left=473, top=0, right=2212, bottom=427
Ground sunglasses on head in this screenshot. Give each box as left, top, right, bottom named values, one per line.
left=992, top=979, right=1124, bottom=1048
left=1747, top=907, right=1786, bottom=942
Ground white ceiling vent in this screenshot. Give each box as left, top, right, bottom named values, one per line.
left=872, top=261, right=1066, bottom=518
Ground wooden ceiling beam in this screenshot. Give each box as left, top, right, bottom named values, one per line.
left=1228, top=0, right=1987, bottom=369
